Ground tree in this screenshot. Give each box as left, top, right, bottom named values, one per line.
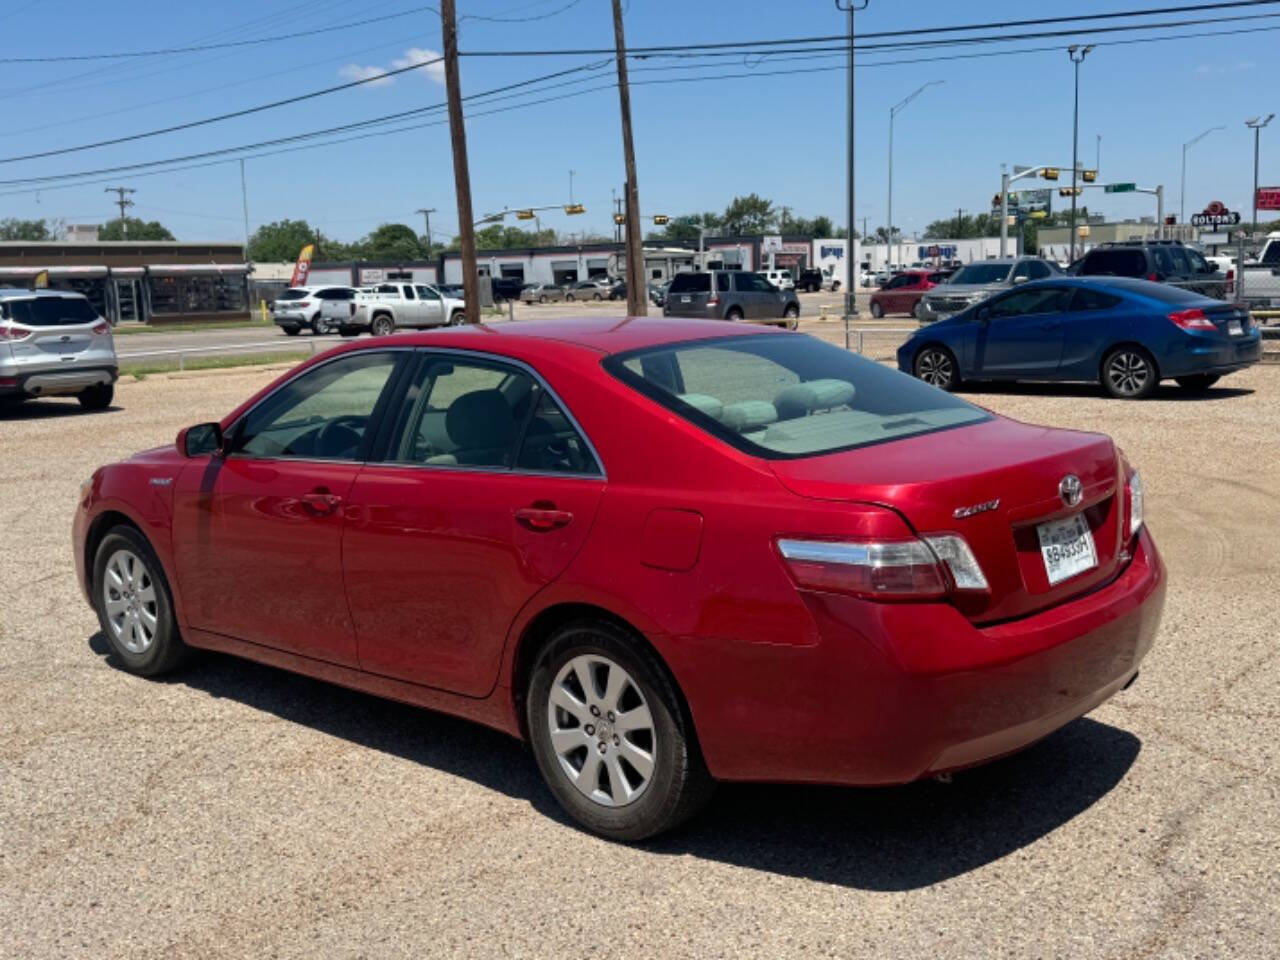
left=247, top=219, right=319, bottom=262
left=463, top=224, right=555, bottom=250
left=98, top=218, right=175, bottom=241
left=0, top=218, right=52, bottom=241
left=721, top=193, right=776, bottom=235
left=646, top=211, right=721, bottom=243
left=359, top=222, right=427, bottom=260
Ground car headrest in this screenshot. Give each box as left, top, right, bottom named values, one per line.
left=445, top=389, right=516, bottom=451
left=774, top=379, right=856, bottom=419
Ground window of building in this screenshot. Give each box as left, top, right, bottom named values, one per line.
left=147, top=273, right=248, bottom=316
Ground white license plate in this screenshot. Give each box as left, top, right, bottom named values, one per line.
left=1228, top=319, right=1243, bottom=335
left=681, top=295, right=691, bottom=303
left=1037, top=514, right=1097, bottom=586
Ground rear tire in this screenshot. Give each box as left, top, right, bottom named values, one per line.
left=282, top=325, right=301, bottom=336
left=725, top=307, right=744, bottom=322
left=371, top=314, right=395, bottom=337
left=311, top=315, right=328, bottom=335
left=914, top=345, right=960, bottom=391
left=1175, top=373, right=1219, bottom=392
left=1102, top=346, right=1158, bottom=400
left=92, top=526, right=189, bottom=677
left=870, top=301, right=884, bottom=319
left=539, top=295, right=548, bottom=304
left=78, top=384, right=114, bottom=410
left=526, top=619, right=713, bottom=841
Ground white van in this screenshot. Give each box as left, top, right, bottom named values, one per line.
left=761, top=269, right=795, bottom=290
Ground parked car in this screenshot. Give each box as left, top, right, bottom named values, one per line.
left=74, top=317, right=1165, bottom=840
left=899, top=276, right=1261, bottom=399
left=522, top=282, right=565, bottom=304
left=795, top=267, right=840, bottom=293
left=918, top=257, right=1061, bottom=323
left=608, top=278, right=627, bottom=301
left=566, top=279, right=610, bottom=302
left=270, top=286, right=359, bottom=336
left=0, top=288, right=116, bottom=410
left=869, top=270, right=950, bottom=319
left=663, top=270, right=800, bottom=327
left=436, top=283, right=465, bottom=298
left=1233, top=232, right=1280, bottom=309
left=350, top=283, right=466, bottom=336
left=490, top=277, right=524, bottom=302
left=761, top=269, right=795, bottom=290
left=647, top=281, right=668, bottom=307
left=1069, top=240, right=1227, bottom=300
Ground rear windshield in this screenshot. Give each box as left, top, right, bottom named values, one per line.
left=668, top=273, right=711, bottom=294
left=277, top=289, right=310, bottom=301
left=3, top=296, right=98, bottom=326
left=605, top=334, right=990, bottom=459
left=948, top=263, right=1011, bottom=285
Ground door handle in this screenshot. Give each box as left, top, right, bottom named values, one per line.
left=301, top=491, right=343, bottom=515
left=514, top=506, right=574, bottom=531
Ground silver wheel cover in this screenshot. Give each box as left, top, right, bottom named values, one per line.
left=102, top=549, right=159, bottom=654
left=917, top=350, right=953, bottom=387
left=1107, top=351, right=1150, bottom=396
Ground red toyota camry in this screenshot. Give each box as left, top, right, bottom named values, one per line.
left=73, top=318, right=1165, bottom=840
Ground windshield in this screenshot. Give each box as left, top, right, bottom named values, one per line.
left=948, top=263, right=1011, bottom=285
left=606, top=334, right=990, bottom=459
left=3, top=296, right=99, bottom=326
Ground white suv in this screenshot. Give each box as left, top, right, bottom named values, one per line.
left=270, top=286, right=358, bottom=336
left=0, top=289, right=118, bottom=410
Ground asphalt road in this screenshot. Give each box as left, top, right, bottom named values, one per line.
left=1, top=362, right=1276, bottom=958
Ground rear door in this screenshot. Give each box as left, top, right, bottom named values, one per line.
left=975, top=286, right=1074, bottom=376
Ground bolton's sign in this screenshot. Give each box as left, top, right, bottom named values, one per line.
left=1190, top=201, right=1241, bottom=227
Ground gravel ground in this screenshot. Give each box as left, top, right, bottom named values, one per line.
left=1, top=359, right=1277, bottom=959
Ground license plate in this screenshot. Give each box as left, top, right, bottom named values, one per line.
left=681, top=295, right=691, bottom=303
left=1037, top=514, right=1097, bottom=586
left=1228, top=319, right=1243, bottom=335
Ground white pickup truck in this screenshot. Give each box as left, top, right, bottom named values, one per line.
left=1237, top=233, right=1280, bottom=311
left=347, top=282, right=466, bottom=337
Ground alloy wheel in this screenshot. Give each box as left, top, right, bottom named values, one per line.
left=547, top=654, right=657, bottom=807
left=102, top=549, right=159, bottom=654
left=1107, top=351, right=1150, bottom=397
left=916, top=349, right=954, bottom=388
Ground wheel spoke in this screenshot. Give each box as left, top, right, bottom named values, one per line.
left=617, top=738, right=654, bottom=780
left=104, top=596, right=127, bottom=617
left=550, top=726, right=587, bottom=755
left=571, top=748, right=603, bottom=800
left=571, top=657, right=599, bottom=707
left=614, top=703, right=652, bottom=735
left=605, top=754, right=635, bottom=803
left=549, top=684, right=590, bottom=724
left=601, top=661, right=629, bottom=712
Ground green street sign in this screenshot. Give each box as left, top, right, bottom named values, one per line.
left=1105, top=182, right=1137, bottom=193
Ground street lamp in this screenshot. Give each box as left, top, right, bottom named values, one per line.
left=835, top=0, right=869, bottom=329
left=1246, top=114, right=1275, bottom=234
left=1067, top=45, right=1093, bottom=262
left=1181, top=125, right=1224, bottom=227
left=888, top=80, right=943, bottom=273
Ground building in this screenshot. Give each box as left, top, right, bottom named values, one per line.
left=1036, top=221, right=1200, bottom=262
left=0, top=241, right=250, bottom=324
left=64, top=224, right=100, bottom=243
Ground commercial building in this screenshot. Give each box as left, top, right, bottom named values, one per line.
left=0, top=241, right=250, bottom=324
left=1036, top=221, right=1200, bottom=262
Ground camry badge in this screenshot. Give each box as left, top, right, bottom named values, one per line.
left=149, top=477, right=173, bottom=486
left=953, top=498, right=1000, bottom=519
left=1059, top=474, right=1083, bottom=507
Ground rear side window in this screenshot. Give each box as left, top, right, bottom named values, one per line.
left=1070, top=288, right=1123, bottom=311
left=1151, top=247, right=1177, bottom=276
left=1081, top=250, right=1147, bottom=277
left=668, top=273, right=710, bottom=294
left=4, top=296, right=98, bottom=326
left=927, top=273, right=948, bottom=283
left=717, top=273, right=730, bottom=292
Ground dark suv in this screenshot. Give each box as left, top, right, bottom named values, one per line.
left=1071, top=240, right=1226, bottom=299
left=490, top=277, right=524, bottom=302
left=662, top=270, right=800, bottom=327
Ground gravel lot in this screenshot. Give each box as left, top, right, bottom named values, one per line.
left=2, top=357, right=1277, bottom=959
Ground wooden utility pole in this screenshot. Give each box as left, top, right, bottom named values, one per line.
left=611, top=0, right=646, bottom=317
left=442, top=0, right=480, bottom=324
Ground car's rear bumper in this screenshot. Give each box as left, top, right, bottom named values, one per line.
left=1158, top=332, right=1262, bottom=377
left=673, top=526, right=1165, bottom=785
left=0, top=365, right=117, bottom=397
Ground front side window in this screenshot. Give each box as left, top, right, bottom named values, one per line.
left=1027, top=261, right=1053, bottom=279
left=415, top=285, right=441, bottom=301
left=231, top=351, right=400, bottom=461
left=608, top=335, right=989, bottom=459
left=988, top=287, right=1073, bottom=319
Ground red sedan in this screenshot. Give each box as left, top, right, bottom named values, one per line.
left=73, top=318, right=1165, bottom=840
left=870, top=269, right=949, bottom=318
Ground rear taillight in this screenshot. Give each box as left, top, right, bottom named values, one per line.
left=0, top=324, right=31, bottom=341
left=1126, top=470, right=1144, bottom=538
left=296, top=301, right=312, bottom=310
left=92, top=322, right=109, bottom=335
left=1168, top=308, right=1216, bottom=331
left=777, top=538, right=946, bottom=599
left=707, top=295, right=720, bottom=307
left=1225, top=269, right=1235, bottom=295
left=1147, top=272, right=1158, bottom=282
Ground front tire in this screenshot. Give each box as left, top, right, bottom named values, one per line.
left=1102, top=346, right=1158, bottom=400
left=526, top=619, right=713, bottom=841
left=1175, top=373, right=1219, bottom=392
left=870, top=301, right=884, bottom=318
left=78, top=383, right=114, bottom=410
left=311, top=315, right=328, bottom=335
left=447, top=310, right=466, bottom=326
left=92, top=526, right=188, bottom=676
left=282, top=325, right=301, bottom=336
left=914, top=345, right=960, bottom=391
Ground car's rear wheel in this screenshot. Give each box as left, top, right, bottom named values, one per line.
left=592, top=293, right=603, bottom=301
left=447, top=310, right=466, bottom=326
left=78, top=384, right=114, bottom=410
left=566, top=294, right=576, bottom=302
left=93, top=526, right=188, bottom=676
left=1102, top=346, right=1158, bottom=400
left=282, top=325, right=301, bottom=336
left=1175, top=373, right=1220, bottom=392
left=725, top=307, right=744, bottom=322
left=539, top=295, right=547, bottom=304
left=370, top=314, right=394, bottom=337
left=914, top=346, right=960, bottom=391
left=527, top=619, right=713, bottom=841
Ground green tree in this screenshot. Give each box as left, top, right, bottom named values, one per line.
left=721, top=194, right=776, bottom=235
left=98, top=218, right=175, bottom=241
left=247, top=219, right=319, bottom=261
left=0, top=218, right=53, bottom=241
left=359, top=222, right=427, bottom=260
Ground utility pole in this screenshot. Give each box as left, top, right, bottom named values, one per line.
left=1067, top=45, right=1093, bottom=263
left=955, top=208, right=964, bottom=238
left=569, top=169, right=576, bottom=205
left=836, top=0, right=868, bottom=330
left=239, top=160, right=250, bottom=254
left=611, top=0, right=646, bottom=316
left=441, top=0, right=479, bottom=324
left=104, top=186, right=135, bottom=239
left=1246, top=115, right=1275, bottom=235
left=1096, top=134, right=1102, bottom=175
left=415, top=207, right=436, bottom=254
left=611, top=187, right=619, bottom=243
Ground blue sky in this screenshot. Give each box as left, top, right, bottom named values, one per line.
left=0, top=0, right=1276, bottom=246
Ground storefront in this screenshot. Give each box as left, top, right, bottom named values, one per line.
left=145, top=264, right=250, bottom=322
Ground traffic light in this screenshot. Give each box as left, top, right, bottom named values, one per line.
left=515, top=209, right=535, bottom=220
left=1041, top=167, right=1059, bottom=181
left=564, top=204, right=585, bottom=215
left=1059, top=187, right=1082, bottom=197
left=992, top=193, right=1002, bottom=208
left=613, top=213, right=626, bottom=225
left=652, top=214, right=670, bottom=225
left=1164, top=215, right=1177, bottom=226
left=1081, top=169, right=1097, bottom=182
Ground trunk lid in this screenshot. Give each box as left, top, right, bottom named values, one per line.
left=769, top=417, right=1124, bottom=623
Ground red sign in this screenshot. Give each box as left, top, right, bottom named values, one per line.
left=1257, top=186, right=1280, bottom=212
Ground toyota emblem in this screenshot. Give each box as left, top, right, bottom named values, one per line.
left=1059, top=474, right=1083, bottom=507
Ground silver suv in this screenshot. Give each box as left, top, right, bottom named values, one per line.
left=0, top=289, right=117, bottom=410
left=663, top=270, right=800, bottom=327
left=917, top=257, right=1060, bottom=323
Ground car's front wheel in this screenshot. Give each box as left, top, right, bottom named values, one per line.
left=370, top=314, right=395, bottom=337
left=447, top=310, right=466, bottom=326
left=914, top=345, right=960, bottom=391
left=92, top=525, right=189, bottom=676
left=870, top=301, right=884, bottom=318
left=312, top=315, right=328, bottom=335
left=527, top=619, right=712, bottom=841
left=282, top=325, right=301, bottom=336
left=1102, top=346, right=1158, bottom=400
left=1175, top=373, right=1220, bottom=392
left=78, top=383, right=114, bottom=410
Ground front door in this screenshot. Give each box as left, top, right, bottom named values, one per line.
left=416, top=285, right=445, bottom=326
left=975, top=286, right=1074, bottom=377
left=343, top=352, right=605, bottom=695
left=114, top=279, right=140, bottom=323
left=170, top=350, right=405, bottom=666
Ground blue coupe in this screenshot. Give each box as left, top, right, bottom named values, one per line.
left=897, top=277, right=1262, bottom=399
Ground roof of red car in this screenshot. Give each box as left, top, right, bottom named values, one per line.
left=391, top=316, right=780, bottom=355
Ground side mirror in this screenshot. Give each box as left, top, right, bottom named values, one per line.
left=1012, top=275, right=1028, bottom=284
left=976, top=306, right=991, bottom=323
left=178, top=422, right=223, bottom=458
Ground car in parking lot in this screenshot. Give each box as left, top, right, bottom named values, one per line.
left=566, top=279, right=610, bottom=302
left=490, top=277, right=524, bottom=302
left=898, top=276, right=1261, bottom=399
left=1069, top=240, right=1227, bottom=300
left=869, top=269, right=950, bottom=318
left=522, top=282, right=565, bottom=304
left=0, top=288, right=117, bottom=410
left=73, top=316, right=1165, bottom=841
left=350, top=283, right=465, bottom=336
left=271, top=286, right=359, bottom=336
left=647, top=281, right=668, bottom=307
left=663, top=270, right=799, bottom=326
left=918, top=257, right=1061, bottom=324
left=761, top=269, right=795, bottom=290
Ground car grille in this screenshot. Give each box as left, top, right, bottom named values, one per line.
left=928, top=297, right=971, bottom=313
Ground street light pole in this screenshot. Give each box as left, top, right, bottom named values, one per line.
left=1067, top=45, right=1093, bottom=263
left=835, top=0, right=868, bottom=331
left=888, top=80, right=943, bottom=274
left=415, top=207, right=436, bottom=253
left=1181, top=125, right=1225, bottom=226
left=1246, top=114, right=1275, bottom=235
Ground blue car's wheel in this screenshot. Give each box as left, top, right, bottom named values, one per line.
left=914, top=346, right=959, bottom=391
left=1102, top=346, right=1157, bottom=400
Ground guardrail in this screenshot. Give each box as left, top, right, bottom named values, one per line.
left=116, top=336, right=341, bottom=370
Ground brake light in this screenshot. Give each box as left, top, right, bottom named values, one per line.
left=1225, top=268, right=1235, bottom=295
left=707, top=295, right=720, bottom=307
left=777, top=538, right=946, bottom=599
left=0, top=324, right=32, bottom=341
left=1147, top=273, right=1158, bottom=281
left=1168, top=308, right=1216, bottom=331
left=296, top=301, right=312, bottom=310
left=1126, top=470, right=1144, bottom=538
left=92, top=322, right=109, bottom=335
